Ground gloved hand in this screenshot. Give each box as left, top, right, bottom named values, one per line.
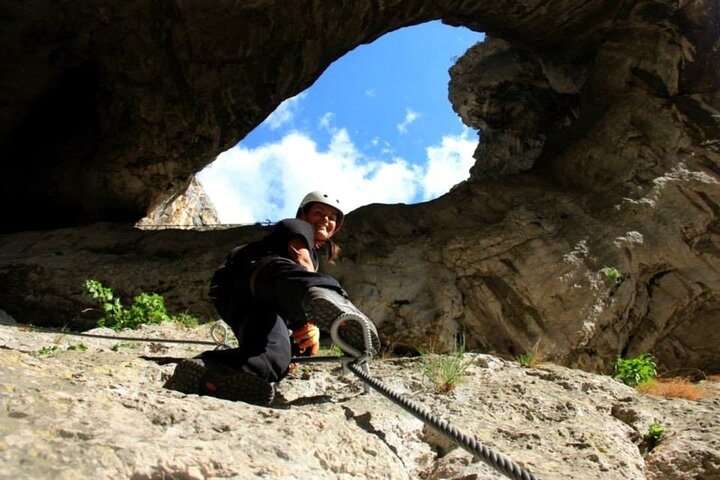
left=292, top=322, right=320, bottom=356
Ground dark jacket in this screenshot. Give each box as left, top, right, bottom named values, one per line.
left=209, top=219, right=326, bottom=330
left=234, top=218, right=319, bottom=271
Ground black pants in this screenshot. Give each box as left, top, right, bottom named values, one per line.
left=204, top=257, right=343, bottom=383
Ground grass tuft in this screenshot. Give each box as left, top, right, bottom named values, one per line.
left=416, top=339, right=472, bottom=393
left=515, top=338, right=546, bottom=368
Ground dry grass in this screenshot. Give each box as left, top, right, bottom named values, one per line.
left=638, top=378, right=713, bottom=401
left=515, top=338, right=548, bottom=368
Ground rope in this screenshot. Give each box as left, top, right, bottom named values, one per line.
left=346, top=361, right=541, bottom=480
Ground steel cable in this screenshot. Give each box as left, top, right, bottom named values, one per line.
left=346, top=361, right=541, bottom=480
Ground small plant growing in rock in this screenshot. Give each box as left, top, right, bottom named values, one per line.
left=82, top=279, right=199, bottom=331
left=291, top=364, right=313, bottom=376
left=173, top=312, right=200, bottom=328
left=601, top=266, right=623, bottom=285
left=642, top=423, right=665, bottom=452
left=319, top=344, right=343, bottom=356
left=612, top=353, right=657, bottom=388
left=37, top=345, right=59, bottom=355
left=416, top=339, right=472, bottom=393
left=111, top=342, right=135, bottom=352
left=516, top=353, right=532, bottom=367
left=515, top=338, right=545, bottom=368
left=36, top=343, right=87, bottom=355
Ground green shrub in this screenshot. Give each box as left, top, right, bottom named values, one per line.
left=126, top=292, right=171, bottom=326
left=416, top=340, right=472, bottom=393
left=612, top=354, right=657, bottom=387
left=82, top=279, right=199, bottom=331
left=83, top=279, right=126, bottom=326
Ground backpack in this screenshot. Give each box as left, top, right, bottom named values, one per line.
left=209, top=259, right=231, bottom=321
left=208, top=244, right=248, bottom=322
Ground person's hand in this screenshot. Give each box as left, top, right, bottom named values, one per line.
left=292, top=322, right=320, bottom=356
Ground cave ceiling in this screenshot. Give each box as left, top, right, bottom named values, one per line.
left=0, top=0, right=677, bottom=233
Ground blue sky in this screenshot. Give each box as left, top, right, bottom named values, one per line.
left=198, top=21, right=485, bottom=224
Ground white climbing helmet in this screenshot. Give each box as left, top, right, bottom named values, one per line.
left=296, top=191, right=345, bottom=231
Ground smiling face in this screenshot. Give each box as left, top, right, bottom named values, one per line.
left=300, top=203, right=340, bottom=244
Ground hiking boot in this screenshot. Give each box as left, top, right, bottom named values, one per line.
left=200, top=365, right=275, bottom=405
left=302, top=286, right=381, bottom=356
left=164, top=357, right=275, bottom=406
left=164, top=357, right=206, bottom=394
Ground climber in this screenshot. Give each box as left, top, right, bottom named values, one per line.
left=164, top=191, right=381, bottom=405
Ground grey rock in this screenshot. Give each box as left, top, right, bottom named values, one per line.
left=1, top=322, right=718, bottom=479
left=137, top=176, right=221, bottom=229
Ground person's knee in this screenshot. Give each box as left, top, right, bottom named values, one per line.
left=241, top=350, right=291, bottom=383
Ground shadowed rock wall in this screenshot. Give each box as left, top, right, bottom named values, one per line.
left=0, top=0, right=627, bottom=231
left=1, top=0, right=718, bottom=373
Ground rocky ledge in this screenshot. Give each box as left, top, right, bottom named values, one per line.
left=1, top=317, right=718, bottom=480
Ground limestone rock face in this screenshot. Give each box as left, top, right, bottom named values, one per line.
left=136, top=176, right=220, bottom=229
left=1, top=0, right=719, bottom=375
left=1, top=322, right=718, bottom=480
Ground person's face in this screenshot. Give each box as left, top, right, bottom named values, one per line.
left=301, top=203, right=340, bottom=242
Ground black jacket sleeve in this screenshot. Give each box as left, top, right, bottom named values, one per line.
left=263, top=219, right=319, bottom=269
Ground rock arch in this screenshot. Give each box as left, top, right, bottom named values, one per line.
left=1, top=0, right=718, bottom=372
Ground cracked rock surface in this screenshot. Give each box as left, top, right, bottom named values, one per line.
left=1, top=320, right=718, bottom=479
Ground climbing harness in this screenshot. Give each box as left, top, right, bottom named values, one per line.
left=20, top=321, right=540, bottom=480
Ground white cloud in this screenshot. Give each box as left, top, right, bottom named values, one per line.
left=397, top=108, right=420, bottom=133
left=197, top=129, right=422, bottom=224
left=365, top=89, right=375, bottom=97
left=264, top=92, right=307, bottom=130
left=197, top=128, right=477, bottom=224
left=421, top=129, right=477, bottom=200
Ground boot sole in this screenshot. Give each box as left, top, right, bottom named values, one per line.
left=201, top=369, right=275, bottom=405
left=304, top=289, right=381, bottom=354
left=165, top=358, right=275, bottom=405
left=164, top=358, right=206, bottom=394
